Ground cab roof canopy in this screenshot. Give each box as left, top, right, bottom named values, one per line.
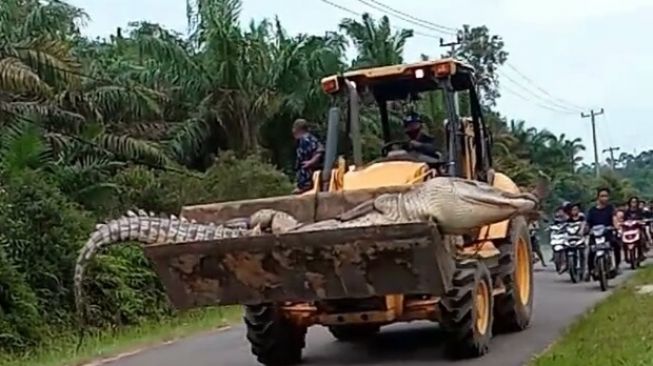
left=320, top=58, right=476, bottom=101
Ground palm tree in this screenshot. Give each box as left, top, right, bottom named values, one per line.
left=128, top=0, right=347, bottom=168
left=560, top=134, right=585, bottom=172
left=339, top=13, right=413, bottom=68
left=0, top=0, right=173, bottom=210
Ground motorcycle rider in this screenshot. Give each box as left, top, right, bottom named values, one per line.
left=549, top=206, right=570, bottom=263
left=585, top=188, right=620, bottom=280
left=623, top=196, right=646, bottom=262
left=554, top=206, right=569, bottom=222
left=624, top=196, right=643, bottom=221
left=567, top=203, right=585, bottom=223
left=566, top=203, right=586, bottom=275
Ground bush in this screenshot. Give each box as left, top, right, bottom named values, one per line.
left=112, top=152, right=293, bottom=214
left=0, top=171, right=94, bottom=350
left=0, top=247, right=43, bottom=350
left=0, top=153, right=294, bottom=353
left=0, top=172, right=93, bottom=327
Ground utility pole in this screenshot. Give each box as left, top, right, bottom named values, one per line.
left=439, top=34, right=463, bottom=56
left=440, top=35, right=463, bottom=114
left=581, top=108, right=605, bottom=178
left=602, top=146, right=620, bottom=170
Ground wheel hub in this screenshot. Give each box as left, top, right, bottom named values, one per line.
left=474, top=280, right=490, bottom=336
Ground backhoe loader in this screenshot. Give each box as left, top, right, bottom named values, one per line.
left=143, top=58, right=534, bottom=365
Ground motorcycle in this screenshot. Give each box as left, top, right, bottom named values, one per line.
left=589, top=225, right=616, bottom=292
left=620, top=220, right=644, bottom=269
left=549, top=222, right=567, bottom=273
left=563, top=221, right=586, bottom=283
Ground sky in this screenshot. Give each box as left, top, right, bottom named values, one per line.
left=67, top=0, right=653, bottom=163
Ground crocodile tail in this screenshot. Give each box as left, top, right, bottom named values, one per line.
left=73, top=209, right=249, bottom=328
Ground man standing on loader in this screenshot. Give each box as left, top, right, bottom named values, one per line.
left=292, top=118, right=325, bottom=194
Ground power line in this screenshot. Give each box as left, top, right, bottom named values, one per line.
left=505, top=62, right=585, bottom=111
left=499, top=71, right=580, bottom=114
left=365, top=0, right=457, bottom=33
left=500, top=84, right=578, bottom=115
left=319, top=0, right=589, bottom=115
left=353, top=0, right=456, bottom=35
left=360, top=0, right=588, bottom=112
left=317, top=0, right=440, bottom=40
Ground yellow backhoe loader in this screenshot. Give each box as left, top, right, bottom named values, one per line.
left=143, top=58, right=534, bottom=365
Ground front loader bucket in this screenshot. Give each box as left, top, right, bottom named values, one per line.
left=143, top=223, right=455, bottom=309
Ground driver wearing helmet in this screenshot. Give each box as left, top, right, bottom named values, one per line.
left=403, top=113, right=439, bottom=159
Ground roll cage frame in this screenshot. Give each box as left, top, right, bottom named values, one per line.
left=319, top=58, right=494, bottom=190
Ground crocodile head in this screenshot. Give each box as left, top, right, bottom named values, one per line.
left=413, top=177, right=541, bottom=234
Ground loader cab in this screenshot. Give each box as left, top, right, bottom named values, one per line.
left=315, top=58, right=494, bottom=192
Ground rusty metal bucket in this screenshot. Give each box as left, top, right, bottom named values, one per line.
left=143, top=223, right=455, bottom=310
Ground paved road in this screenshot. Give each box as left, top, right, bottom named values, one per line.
left=108, top=260, right=644, bottom=366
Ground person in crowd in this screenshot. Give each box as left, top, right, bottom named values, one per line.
left=624, top=196, right=643, bottom=221
left=585, top=188, right=620, bottom=279
left=567, top=203, right=585, bottom=223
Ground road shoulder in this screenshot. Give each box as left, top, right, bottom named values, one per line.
left=531, top=263, right=653, bottom=366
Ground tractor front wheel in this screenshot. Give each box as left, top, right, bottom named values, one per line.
left=245, top=304, right=306, bottom=366
left=493, top=216, right=534, bottom=333
left=439, top=260, right=494, bottom=358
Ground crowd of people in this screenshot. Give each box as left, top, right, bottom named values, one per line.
left=541, top=188, right=651, bottom=278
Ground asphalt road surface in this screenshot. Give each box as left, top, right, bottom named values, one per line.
left=107, top=260, right=645, bottom=366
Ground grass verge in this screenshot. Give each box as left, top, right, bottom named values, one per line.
left=531, top=264, right=653, bottom=366
left=0, top=306, right=242, bottom=366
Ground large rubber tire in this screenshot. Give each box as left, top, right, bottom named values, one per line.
left=553, top=251, right=565, bottom=274
left=493, top=216, right=534, bottom=333
left=568, top=252, right=578, bottom=283
left=439, top=260, right=494, bottom=358
left=623, top=244, right=637, bottom=269
left=244, top=304, right=307, bottom=366
left=328, top=324, right=380, bottom=342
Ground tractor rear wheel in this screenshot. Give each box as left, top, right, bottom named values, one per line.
left=439, top=260, right=493, bottom=358
left=244, top=304, right=306, bottom=366
left=493, top=216, right=534, bottom=333
left=328, top=324, right=380, bottom=341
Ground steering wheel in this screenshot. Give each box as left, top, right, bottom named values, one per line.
left=381, top=139, right=412, bottom=156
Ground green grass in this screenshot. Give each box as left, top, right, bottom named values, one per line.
left=0, top=306, right=243, bottom=366
left=531, top=265, right=653, bottom=366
